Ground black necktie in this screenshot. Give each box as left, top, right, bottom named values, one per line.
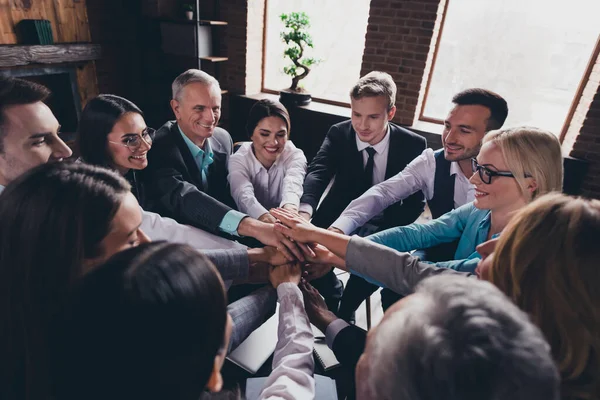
left=363, top=147, right=376, bottom=192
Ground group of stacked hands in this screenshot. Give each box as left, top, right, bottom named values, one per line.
left=0, top=68, right=597, bottom=400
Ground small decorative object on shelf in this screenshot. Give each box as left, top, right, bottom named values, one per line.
left=278, top=12, right=320, bottom=107
left=183, top=3, right=194, bottom=21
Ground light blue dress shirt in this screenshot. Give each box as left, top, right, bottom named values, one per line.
left=366, top=202, right=496, bottom=273
left=178, top=127, right=246, bottom=236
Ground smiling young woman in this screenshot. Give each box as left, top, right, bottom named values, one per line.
left=227, top=99, right=307, bottom=224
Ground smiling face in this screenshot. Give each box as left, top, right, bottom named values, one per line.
left=171, top=82, right=221, bottom=148
left=442, top=104, right=490, bottom=162
left=0, top=101, right=72, bottom=185
left=250, top=116, right=288, bottom=169
left=107, top=112, right=151, bottom=174
left=469, top=142, right=528, bottom=213
left=350, top=95, right=396, bottom=145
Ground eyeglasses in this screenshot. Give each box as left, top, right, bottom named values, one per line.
left=108, top=127, right=155, bottom=152
left=471, top=158, right=530, bottom=184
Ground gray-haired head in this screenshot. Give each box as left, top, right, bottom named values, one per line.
left=171, top=69, right=220, bottom=102
left=357, top=275, right=559, bottom=400
left=349, top=71, right=397, bottom=112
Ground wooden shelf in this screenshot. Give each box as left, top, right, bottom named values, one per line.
left=0, top=43, right=101, bottom=68
left=200, top=20, right=227, bottom=26
left=157, top=18, right=227, bottom=26
left=199, top=56, right=228, bottom=62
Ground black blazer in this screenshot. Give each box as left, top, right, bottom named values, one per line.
left=331, top=324, right=366, bottom=400
left=140, top=120, right=236, bottom=234
left=301, top=120, right=426, bottom=230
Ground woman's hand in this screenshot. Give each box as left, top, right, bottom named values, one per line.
left=270, top=207, right=320, bottom=244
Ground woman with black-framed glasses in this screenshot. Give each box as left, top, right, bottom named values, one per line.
left=357, top=126, right=564, bottom=273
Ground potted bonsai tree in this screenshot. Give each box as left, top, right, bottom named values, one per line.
left=278, top=12, right=319, bottom=107
left=183, top=3, right=194, bottom=21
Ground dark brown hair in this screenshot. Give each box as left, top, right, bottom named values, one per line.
left=51, top=242, right=228, bottom=400
left=0, top=162, right=131, bottom=400
left=0, top=77, right=50, bottom=153
left=452, top=88, right=508, bottom=131
left=245, top=99, right=291, bottom=139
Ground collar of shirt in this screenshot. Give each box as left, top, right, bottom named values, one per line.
left=178, top=125, right=214, bottom=171
left=0, top=184, right=4, bottom=194
left=355, top=124, right=390, bottom=155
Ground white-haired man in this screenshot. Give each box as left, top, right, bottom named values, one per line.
left=302, top=275, right=559, bottom=400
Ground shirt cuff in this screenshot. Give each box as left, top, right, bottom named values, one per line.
left=325, top=318, right=350, bottom=349
left=298, top=203, right=313, bottom=216
left=280, top=193, right=301, bottom=209
left=330, top=216, right=356, bottom=235
left=246, top=203, right=270, bottom=221
left=218, top=210, right=247, bottom=236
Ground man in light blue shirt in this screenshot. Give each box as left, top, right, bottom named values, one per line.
left=141, top=69, right=304, bottom=260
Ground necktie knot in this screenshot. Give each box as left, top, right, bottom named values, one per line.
left=365, top=147, right=376, bottom=158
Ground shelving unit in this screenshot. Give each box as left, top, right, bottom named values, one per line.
left=158, top=0, right=227, bottom=87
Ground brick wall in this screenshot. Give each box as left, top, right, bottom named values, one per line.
left=569, top=54, right=600, bottom=199
left=360, top=0, right=443, bottom=126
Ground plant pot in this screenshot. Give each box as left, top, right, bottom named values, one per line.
left=279, top=89, right=311, bottom=107
left=185, top=11, right=194, bottom=20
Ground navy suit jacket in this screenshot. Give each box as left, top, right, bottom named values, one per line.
left=301, top=120, right=426, bottom=230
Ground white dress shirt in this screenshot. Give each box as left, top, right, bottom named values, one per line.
left=228, top=141, right=307, bottom=220
left=259, top=283, right=315, bottom=399
left=298, top=126, right=391, bottom=217
left=331, top=148, right=475, bottom=234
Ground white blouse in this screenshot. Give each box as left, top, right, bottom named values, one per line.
left=228, top=141, right=307, bottom=220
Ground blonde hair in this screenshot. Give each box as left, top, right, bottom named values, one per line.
left=350, top=71, right=396, bottom=111
left=489, top=193, right=600, bottom=399
left=482, top=126, right=563, bottom=201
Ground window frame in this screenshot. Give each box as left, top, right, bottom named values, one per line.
left=418, top=1, right=600, bottom=143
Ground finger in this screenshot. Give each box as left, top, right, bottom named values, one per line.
left=277, top=244, right=294, bottom=262
left=270, top=208, right=296, bottom=224
left=274, top=222, right=295, bottom=237
left=280, top=236, right=304, bottom=261
left=297, top=242, right=316, bottom=258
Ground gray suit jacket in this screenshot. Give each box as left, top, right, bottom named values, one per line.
left=346, top=236, right=475, bottom=295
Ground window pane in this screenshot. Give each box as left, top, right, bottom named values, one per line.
left=423, top=0, right=600, bottom=135
left=264, top=0, right=370, bottom=103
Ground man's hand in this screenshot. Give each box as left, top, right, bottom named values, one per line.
left=246, top=262, right=270, bottom=283
left=298, top=211, right=311, bottom=221
left=302, top=263, right=333, bottom=281
left=238, top=217, right=304, bottom=262
left=247, top=246, right=288, bottom=266
left=258, top=212, right=277, bottom=224
left=269, top=262, right=302, bottom=288
left=271, top=208, right=320, bottom=244
left=300, top=280, right=338, bottom=334
left=282, top=204, right=299, bottom=213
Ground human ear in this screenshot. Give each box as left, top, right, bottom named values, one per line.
left=170, top=99, right=181, bottom=119
left=387, top=105, right=397, bottom=121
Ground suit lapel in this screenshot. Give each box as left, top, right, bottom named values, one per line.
left=384, top=126, right=402, bottom=179
left=171, top=123, right=204, bottom=189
